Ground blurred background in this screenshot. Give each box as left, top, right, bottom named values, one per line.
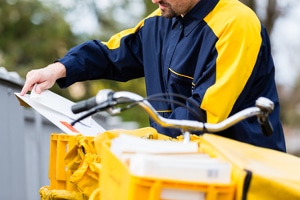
left=1, top=0, right=300, bottom=199
left=1, top=0, right=300, bottom=152
left=1, top=0, right=300, bottom=147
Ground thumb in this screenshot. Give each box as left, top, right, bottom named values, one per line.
left=34, top=84, right=42, bottom=94
left=35, top=81, right=53, bottom=94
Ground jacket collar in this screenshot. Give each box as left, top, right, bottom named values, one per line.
left=172, top=0, right=219, bottom=36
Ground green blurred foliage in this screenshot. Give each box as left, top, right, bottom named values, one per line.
left=0, top=0, right=78, bottom=76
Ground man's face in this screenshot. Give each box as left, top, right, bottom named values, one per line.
left=152, top=0, right=200, bottom=18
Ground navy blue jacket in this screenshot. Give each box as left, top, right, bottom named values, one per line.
left=57, top=0, right=286, bottom=151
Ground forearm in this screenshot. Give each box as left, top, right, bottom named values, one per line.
left=57, top=39, right=144, bottom=88
left=56, top=40, right=110, bottom=88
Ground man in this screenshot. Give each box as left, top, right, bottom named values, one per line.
left=21, top=0, right=286, bottom=152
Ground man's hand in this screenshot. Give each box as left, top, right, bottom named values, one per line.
left=20, top=62, right=66, bottom=95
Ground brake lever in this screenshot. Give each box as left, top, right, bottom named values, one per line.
left=255, top=97, right=274, bottom=136
left=71, top=101, right=111, bottom=126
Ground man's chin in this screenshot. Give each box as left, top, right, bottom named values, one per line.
left=160, top=10, right=176, bottom=18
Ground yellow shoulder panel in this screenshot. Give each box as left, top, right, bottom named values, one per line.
left=202, top=0, right=262, bottom=123
left=102, top=9, right=161, bottom=49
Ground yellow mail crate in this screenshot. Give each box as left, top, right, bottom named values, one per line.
left=100, top=141, right=235, bottom=200
left=40, top=133, right=97, bottom=200
left=48, top=133, right=77, bottom=190
left=48, top=133, right=94, bottom=190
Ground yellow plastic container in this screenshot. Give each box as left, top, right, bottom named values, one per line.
left=48, top=133, right=94, bottom=191
left=40, top=133, right=97, bottom=200
left=100, top=141, right=235, bottom=200
left=48, top=133, right=78, bottom=190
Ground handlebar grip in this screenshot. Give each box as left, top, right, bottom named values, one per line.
left=258, top=118, right=273, bottom=136
left=71, top=97, right=97, bottom=114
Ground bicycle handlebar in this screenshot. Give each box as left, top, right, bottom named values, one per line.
left=71, top=89, right=114, bottom=114
left=71, top=90, right=274, bottom=137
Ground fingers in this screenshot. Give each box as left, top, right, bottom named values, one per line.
left=20, top=85, right=32, bottom=96
left=20, top=63, right=66, bottom=96
left=20, top=70, right=38, bottom=95
left=20, top=68, right=51, bottom=95
left=36, top=80, right=55, bottom=94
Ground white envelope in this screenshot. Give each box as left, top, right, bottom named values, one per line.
left=15, top=88, right=105, bottom=136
